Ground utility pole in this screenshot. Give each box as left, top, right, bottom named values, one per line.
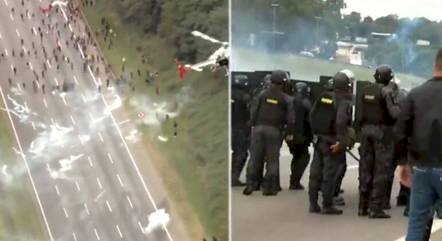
left=262, top=0, right=284, bottom=51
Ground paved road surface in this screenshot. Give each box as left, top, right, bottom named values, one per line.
left=232, top=143, right=442, bottom=241
left=0, top=0, right=190, bottom=240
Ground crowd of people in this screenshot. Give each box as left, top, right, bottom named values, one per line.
left=231, top=49, right=442, bottom=241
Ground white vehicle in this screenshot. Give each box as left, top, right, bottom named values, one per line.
left=184, top=31, right=229, bottom=72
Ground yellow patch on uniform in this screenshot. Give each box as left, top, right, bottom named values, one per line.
left=320, top=97, right=333, bottom=104
left=364, top=95, right=375, bottom=100
left=266, top=98, right=278, bottom=104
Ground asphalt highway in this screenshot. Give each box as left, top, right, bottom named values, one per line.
left=0, top=0, right=190, bottom=240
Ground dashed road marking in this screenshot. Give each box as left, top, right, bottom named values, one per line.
left=81, top=94, right=86, bottom=103
left=46, top=59, right=52, bottom=69
left=70, top=115, right=76, bottom=125
left=31, top=122, right=36, bottom=130
left=127, top=196, right=134, bottom=209
left=3, top=0, right=8, bottom=6
left=54, top=185, right=60, bottom=196
left=9, top=13, right=13, bottom=21
left=116, top=225, right=123, bottom=238
left=73, top=76, right=79, bottom=85
left=138, top=221, right=144, bottom=233
left=50, top=118, right=55, bottom=125
left=54, top=77, right=59, bottom=86
left=87, top=156, right=93, bottom=167
left=107, top=153, right=114, bottom=164
left=62, top=207, right=69, bottom=218
left=98, top=132, right=104, bottom=142
left=61, top=95, right=67, bottom=105
left=72, top=232, right=78, bottom=241
left=15, top=29, right=20, bottom=37
left=29, top=62, right=33, bottom=70
left=4, top=49, right=8, bottom=56
left=43, top=98, right=48, bottom=108
left=75, top=181, right=81, bottom=192
left=93, top=228, right=100, bottom=240
left=105, top=200, right=112, bottom=213
left=116, top=174, right=124, bottom=187
left=96, top=177, right=102, bottom=189
left=32, top=27, right=36, bottom=35
left=84, top=203, right=90, bottom=216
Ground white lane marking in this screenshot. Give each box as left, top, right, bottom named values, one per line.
left=22, top=46, right=27, bottom=53
left=87, top=156, right=93, bottom=167
left=116, top=225, right=123, bottom=238
left=107, top=153, right=114, bottom=164
left=81, top=94, right=86, bottom=103
left=72, top=232, right=78, bottom=241
left=31, top=122, right=36, bottom=130
left=50, top=118, right=55, bottom=126
left=60, top=6, right=68, bottom=21
left=78, top=135, right=84, bottom=145
left=70, top=115, right=76, bottom=125
left=3, top=0, right=7, bottom=6
left=75, top=181, right=81, bottom=192
left=54, top=185, right=60, bottom=196
left=68, top=24, right=73, bottom=32
left=126, top=196, right=134, bottom=209
left=15, top=29, right=20, bottom=37
left=116, top=174, right=124, bottom=187
left=9, top=13, right=13, bottom=21
left=46, top=60, right=52, bottom=69
left=93, top=228, right=100, bottom=240
left=43, top=98, right=48, bottom=108
left=4, top=49, right=8, bottom=56
left=83, top=203, right=90, bottom=216
left=0, top=33, right=2, bottom=39
left=61, top=95, right=67, bottom=105
left=105, top=200, right=112, bottom=213
left=116, top=119, right=130, bottom=126
left=77, top=43, right=85, bottom=59
left=73, top=76, right=79, bottom=85
left=138, top=221, right=143, bottom=233
left=96, top=177, right=102, bottom=189
left=86, top=64, right=175, bottom=240
left=63, top=207, right=69, bottom=218
left=0, top=87, right=55, bottom=241
left=29, top=62, right=33, bottom=71
left=32, top=27, right=36, bottom=35
left=54, top=77, right=59, bottom=86
left=94, top=190, right=105, bottom=202
left=98, top=132, right=104, bottom=142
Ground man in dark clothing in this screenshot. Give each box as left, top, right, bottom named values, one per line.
left=243, top=70, right=295, bottom=196
left=231, top=78, right=252, bottom=186
left=286, top=82, right=313, bottom=190
left=357, top=65, right=401, bottom=219
left=308, top=70, right=355, bottom=215
left=396, top=49, right=442, bottom=241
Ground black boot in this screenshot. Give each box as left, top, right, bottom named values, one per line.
left=289, top=182, right=304, bottom=190
left=262, top=177, right=278, bottom=196
left=333, top=196, right=346, bottom=206
left=243, top=185, right=255, bottom=195
left=321, top=206, right=343, bottom=215
left=309, top=203, right=321, bottom=213
left=369, top=210, right=391, bottom=219
left=232, top=179, right=246, bottom=187
left=358, top=208, right=369, bottom=216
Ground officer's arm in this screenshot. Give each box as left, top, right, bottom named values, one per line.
left=394, top=93, right=413, bottom=140
left=285, top=97, right=296, bottom=129
left=384, top=90, right=402, bottom=119
left=336, top=101, right=352, bottom=147
left=249, top=95, right=261, bottom=127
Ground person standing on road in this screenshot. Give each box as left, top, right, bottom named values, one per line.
left=243, top=70, right=295, bottom=196
left=396, top=49, right=442, bottom=241
left=286, top=82, right=312, bottom=190
left=308, top=70, right=355, bottom=215
left=357, top=65, right=401, bottom=218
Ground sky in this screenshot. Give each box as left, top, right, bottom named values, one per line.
left=341, top=0, right=442, bottom=21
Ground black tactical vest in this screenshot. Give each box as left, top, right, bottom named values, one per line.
left=310, top=91, right=337, bottom=135
left=359, top=83, right=394, bottom=126
left=254, top=88, right=288, bottom=128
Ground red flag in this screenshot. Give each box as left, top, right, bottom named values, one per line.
left=175, top=59, right=188, bottom=80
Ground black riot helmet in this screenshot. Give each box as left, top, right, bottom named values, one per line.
left=374, top=65, right=394, bottom=85
left=325, top=78, right=334, bottom=91
left=295, top=82, right=310, bottom=96
left=333, top=69, right=354, bottom=92
left=271, top=70, right=289, bottom=86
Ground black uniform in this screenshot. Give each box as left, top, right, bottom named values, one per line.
left=357, top=65, right=400, bottom=218
left=286, top=82, right=312, bottom=190
left=308, top=71, right=354, bottom=214
left=231, top=86, right=251, bottom=186
left=243, top=71, right=295, bottom=196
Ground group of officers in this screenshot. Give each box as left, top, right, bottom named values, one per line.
left=231, top=65, right=414, bottom=218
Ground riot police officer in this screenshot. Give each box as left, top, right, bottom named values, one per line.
left=243, top=70, right=295, bottom=196
left=286, top=82, right=312, bottom=190
left=308, top=70, right=355, bottom=215
left=231, top=77, right=252, bottom=186
left=357, top=65, right=400, bottom=218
